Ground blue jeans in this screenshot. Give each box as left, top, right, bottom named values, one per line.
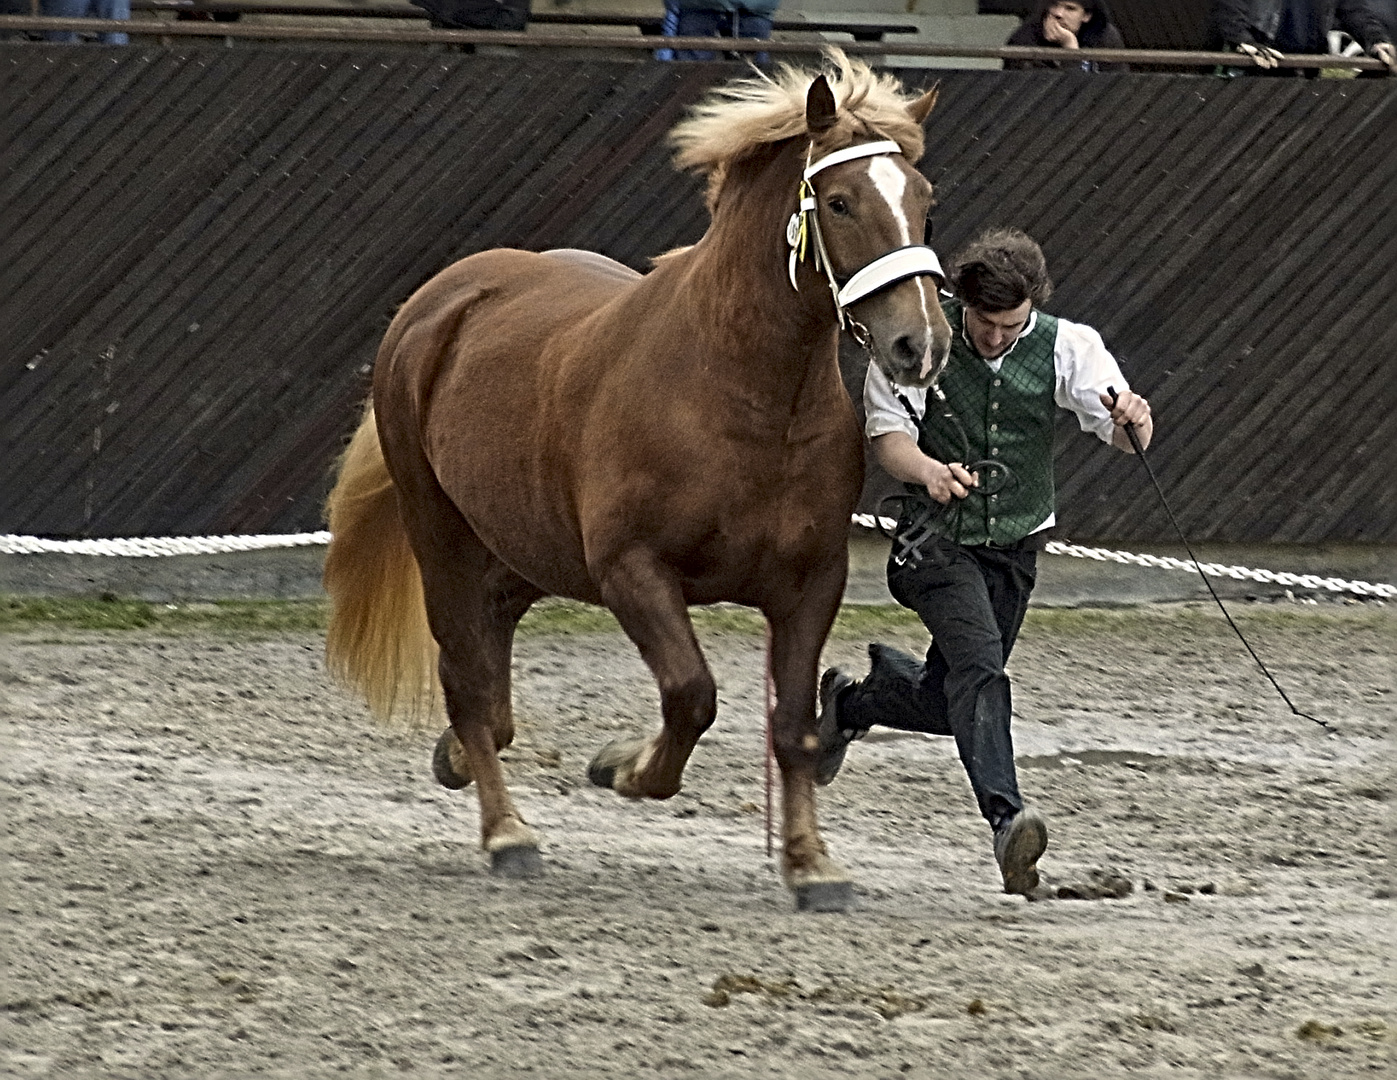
left=671, top=8, right=772, bottom=62
left=42, top=0, right=129, bottom=43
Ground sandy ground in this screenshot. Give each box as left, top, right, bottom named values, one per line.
left=2, top=603, right=1393, bottom=1079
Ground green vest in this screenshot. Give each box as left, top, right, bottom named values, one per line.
left=910, top=298, right=1059, bottom=547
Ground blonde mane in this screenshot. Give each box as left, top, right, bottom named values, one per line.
left=669, top=50, right=929, bottom=206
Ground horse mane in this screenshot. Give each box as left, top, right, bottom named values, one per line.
left=669, top=50, right=928, bottom=208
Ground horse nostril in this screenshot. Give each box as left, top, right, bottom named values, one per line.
left=891, top=333, right=925, bottom=368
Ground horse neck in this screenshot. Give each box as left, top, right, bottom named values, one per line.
left=678, top=142, right=839, bottom=406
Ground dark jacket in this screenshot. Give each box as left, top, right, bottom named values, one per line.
left=674, top=0, right=779, bottom=14
left=1213, top=0, right=1391, bottom=51
left=1005, top=0, right=1127, bottom=70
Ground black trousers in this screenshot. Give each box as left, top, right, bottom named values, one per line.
left=838, top=535, right=1038, bottom=829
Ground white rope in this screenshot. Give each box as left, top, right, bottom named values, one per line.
left=3, top=525, right=1391, bottom=599
left=848, top=515, right=1395, bottom=599
left=0, top=532, right=331, bottom=557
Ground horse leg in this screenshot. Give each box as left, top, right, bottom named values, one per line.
left=767, top=565, right=854, bottom=912
left=430, top=552, right=546, bottom=877
left=391, top=462, right=546, bottom=876
left=587, top=550, right=715, bottom=799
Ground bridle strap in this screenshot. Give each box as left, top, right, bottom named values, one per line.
left=803, top=138, right=902, bottom=179
left=787, top=139, right=942, bottom=327
left=837, top=245, right=944, bottom=309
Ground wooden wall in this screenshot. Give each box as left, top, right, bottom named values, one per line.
left=2, top=46, right=1393, bottom=543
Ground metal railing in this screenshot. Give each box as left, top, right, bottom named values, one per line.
left=125, top=1, right=922, bottom=42
left=2, top=13, right=1391, bottom=70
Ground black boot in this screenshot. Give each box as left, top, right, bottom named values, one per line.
left=814, top=667, right=858, bottom=786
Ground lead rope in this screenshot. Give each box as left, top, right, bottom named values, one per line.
left=763, top=621, right=776, bottom=860
left=1107, top=387, right=1334, bottom=734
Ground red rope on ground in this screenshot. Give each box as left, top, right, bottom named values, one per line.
left=763, top=622, right=775, bottom=861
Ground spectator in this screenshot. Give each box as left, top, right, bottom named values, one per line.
left=1372, top=0, right=1397, bottom=39
left=1004, top=0, right=1127, bottom=71
left=668, top=0, right=779, bottom=62
left=409, top=0, right=529, bottom=32
left=40, top=0, right=130, bottom=44
left=1213, top=0, right=1396, bottom=73
left=656, top=0, right=680, bottom=61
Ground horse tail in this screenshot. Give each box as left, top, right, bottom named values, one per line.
left=323, top=405, right=441, bottom=727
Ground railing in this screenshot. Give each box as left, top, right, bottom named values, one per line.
left=127, top=0, right=922, bottom=42
left=1, top=12, right=1392, bottom=70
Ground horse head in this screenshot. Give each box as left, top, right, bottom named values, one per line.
left=670, top=52, right=953, bottom=389
left=794, top=72, right=952, bottom=390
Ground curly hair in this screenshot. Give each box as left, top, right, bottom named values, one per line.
left=948, top=227, right=1054, bottom=313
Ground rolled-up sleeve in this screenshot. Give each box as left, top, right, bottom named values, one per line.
left=1053, top=318, right=1127, bottom=445
left=863, top=362, right=923, bottom=441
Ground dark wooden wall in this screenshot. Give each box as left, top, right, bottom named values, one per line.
left=2, top=46, right=1394, bottom=543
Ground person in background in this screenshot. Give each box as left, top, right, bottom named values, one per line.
left=1004, top=0, right=1126, bottom=70
left=656, top=0, right=681, bottom=60
left=815, top=227, right=1152, bottom=898
left=668, top=0, right=778, bottom=61
left=1213, top=0, right=1397, bottom=73
left=40, top=0, right=129, bottom=43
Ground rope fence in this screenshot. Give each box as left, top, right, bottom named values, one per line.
left=3, top=526, right=1391, bottom=598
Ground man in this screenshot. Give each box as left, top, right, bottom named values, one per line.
left=1213, top=0, right=1397, bottom=72
left=816, top=227, right=1152, bottom=897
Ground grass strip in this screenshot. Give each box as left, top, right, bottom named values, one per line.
left=1, top=593, right=1384, bottom=637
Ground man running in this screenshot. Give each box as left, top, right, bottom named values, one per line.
left=817, top=226, right=1153, bottom=896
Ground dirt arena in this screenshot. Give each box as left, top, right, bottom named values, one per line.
left=2, top=601, right=1392, bottom=1078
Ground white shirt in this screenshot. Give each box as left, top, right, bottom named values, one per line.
left=863, top=307, right=1129, bottom=534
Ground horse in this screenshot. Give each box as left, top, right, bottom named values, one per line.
left=322, top=53, right=952, bottom=912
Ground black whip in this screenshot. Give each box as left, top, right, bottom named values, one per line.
left=1107, top=387, right=1334, bottom=734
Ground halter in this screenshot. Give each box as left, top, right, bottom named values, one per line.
left=786, top=139, right=945, bottom=329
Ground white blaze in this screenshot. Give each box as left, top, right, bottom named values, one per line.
left=866, top=158, right=935, bottom=380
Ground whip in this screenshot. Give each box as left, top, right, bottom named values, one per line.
left=1107, top=387, right=1334, bottom=734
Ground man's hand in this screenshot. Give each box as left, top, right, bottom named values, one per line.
left=923, top=460, right=978, bottom=504
left=1043, top=14, right=1080, bottom=49
left=1372, top=42, right=1396, bottom=73
left=1236, top=42, right=1284, bottom=68
left=1100, top=389, right=1153, bottom=453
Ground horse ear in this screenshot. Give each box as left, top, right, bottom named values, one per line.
left=908, top=83, right=940, bottom=125
left=805, top=75, right=838, bottom=134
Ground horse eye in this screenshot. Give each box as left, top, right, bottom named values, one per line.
left=828, top=197, right=850, bottom=216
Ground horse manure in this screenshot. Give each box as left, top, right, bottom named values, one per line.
left=966, top=998, right=986, bottom=1016
left=1296, top=1019, right=1342, bottom=1041
left=702, top=973, right=926, bottom=1019
left=1055, top=868, right=1134, bottom=901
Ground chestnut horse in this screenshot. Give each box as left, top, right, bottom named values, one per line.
left=323, top=54, right=951, bottom=911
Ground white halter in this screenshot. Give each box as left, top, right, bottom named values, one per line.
left=786, top=139, right=945, bottom=327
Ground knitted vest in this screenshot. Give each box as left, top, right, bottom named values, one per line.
left=911, top=299, right=1059, bottom=546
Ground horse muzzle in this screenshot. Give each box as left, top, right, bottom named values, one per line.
left=867, top=321, right=951, bottom=390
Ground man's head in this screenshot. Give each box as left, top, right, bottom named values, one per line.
left=1047, top=1, right=1089, bottom=34
left=949, top=227, right=1053, bottom=359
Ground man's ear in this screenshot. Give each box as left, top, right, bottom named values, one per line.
left=908, top=83, right=939, bottom=125
left=806, top=75, right=838, bottom=134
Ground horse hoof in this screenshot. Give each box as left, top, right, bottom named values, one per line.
left=587, top=738, right=646, bottom=790
left=794, top=879, right=854, bottom=913
left=431, top=729, right=473, bottom=790
left=490, top=845, right=542, bottom=879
